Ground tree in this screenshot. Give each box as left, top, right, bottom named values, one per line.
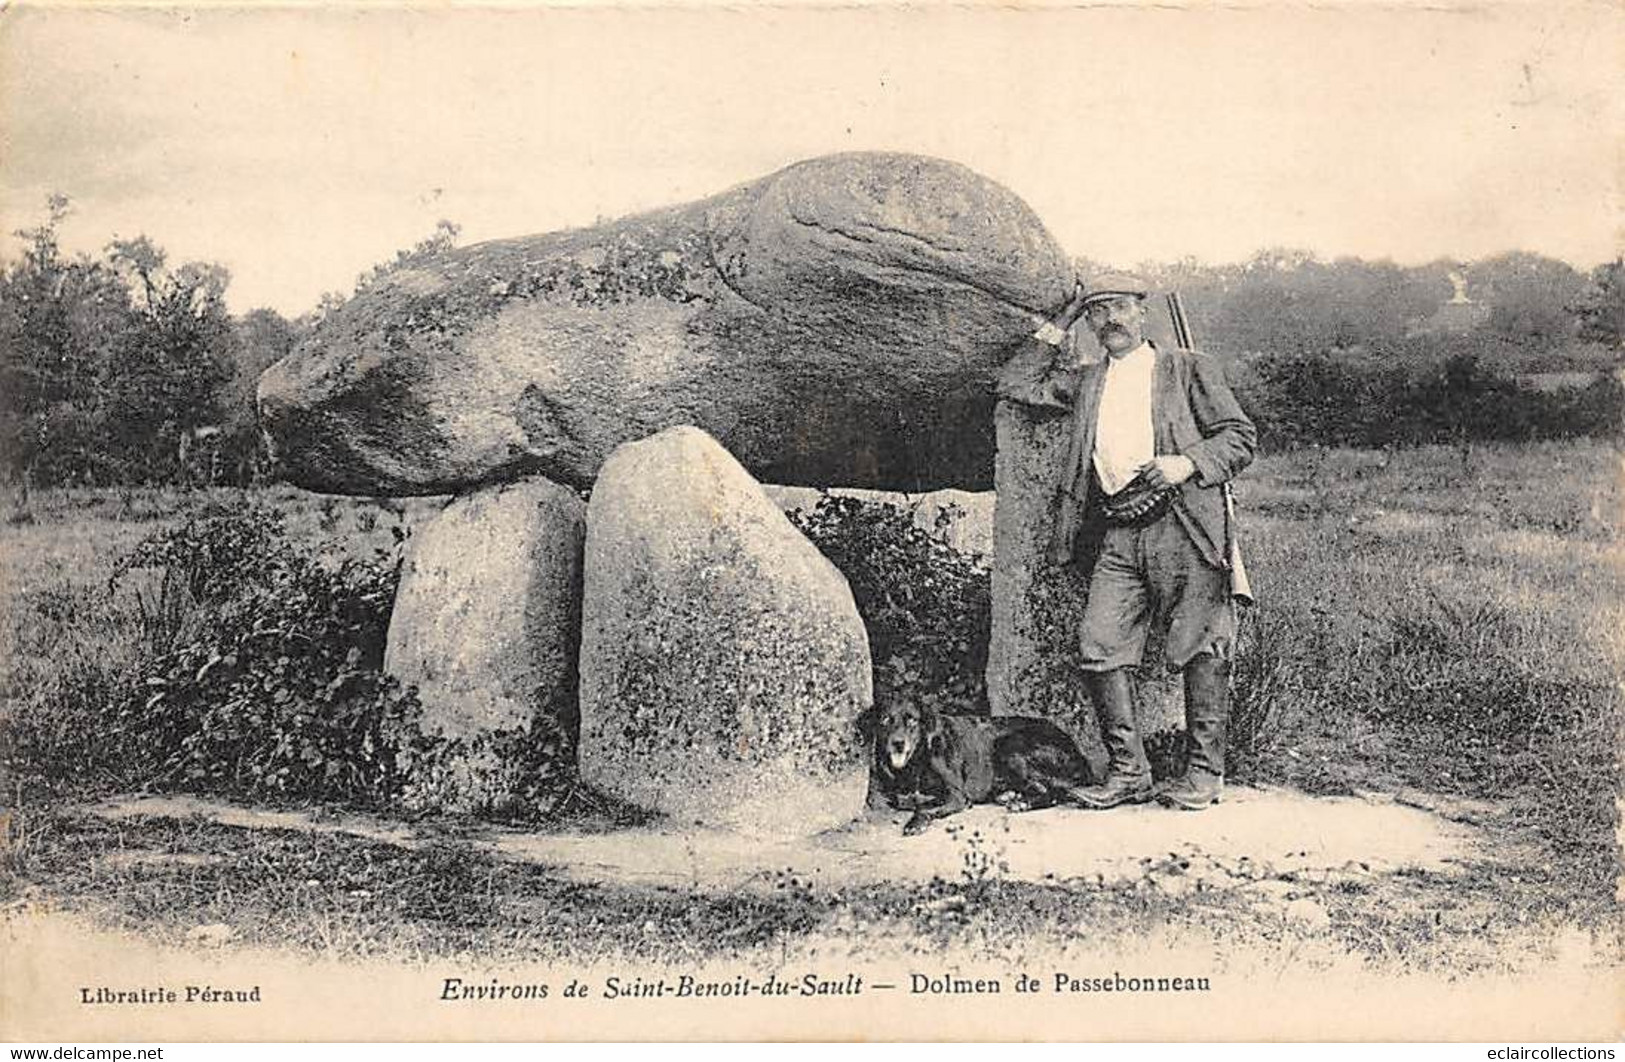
left=1569, top=258, right=1625, bottom=351
left=0, top=201, right=472, bottom=487
left=1310, top=257, right=1438, bottom=351
left=99, top=236, right=237, bottom=482
left=1467, top=252, right=1586, bottom=348
left=0, top=195, right=134, bottom=485
left=211, top=307, right=299, bottom=484
left=1207, top=249, right=1331, bottom=356
left=231, top=308, right=297, bottom=397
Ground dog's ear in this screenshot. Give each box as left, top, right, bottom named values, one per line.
left=854, top=706, right=880, bottom=742
left=924, top=709, right=948, bottom=756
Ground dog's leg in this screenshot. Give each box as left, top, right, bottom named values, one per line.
left=896, top=790, right=933, bottom=811
left=901, top=792, right=948, bottom=834
left=903, top=790, right=969, bottom=836
left=1018, top=768, right=1065, bottom=810
left=994, top=789, right=1033, bottom=812
left=995, top=752, right=1043, bottom=812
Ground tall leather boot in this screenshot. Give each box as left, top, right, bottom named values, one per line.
left=1158, top=653, right=1229, bottom=810
left=1069, top=668, right=1153, bottom=810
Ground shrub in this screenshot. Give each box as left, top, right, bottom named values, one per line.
left=788, top=494, right=991, bottom=719
left=5, top=499, right=584, bottom=819
left=1242, top=350, right=1623, bottom=452
left=3, top=581, right=148, bottom=790
left=98, top=503, right=427, bottom=802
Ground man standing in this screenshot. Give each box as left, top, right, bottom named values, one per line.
left=995, top=273, right=1256, bottom=810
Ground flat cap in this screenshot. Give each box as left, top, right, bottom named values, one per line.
left=1080, top=271, right=1151, bottom=304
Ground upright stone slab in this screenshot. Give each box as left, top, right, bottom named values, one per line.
left=987, top=401, right=1099, bottom=761
left=579, top=426, right=872, bottom=836
left=987, top=402, right=1178, bottom=773
left=384, top=477, right=585, bottom=813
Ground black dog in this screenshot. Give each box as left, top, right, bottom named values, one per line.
left=869, top=702, right=1104, bottom=835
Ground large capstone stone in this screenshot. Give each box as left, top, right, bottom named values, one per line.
left=577, top=426, right=872, bottom=836
left=258, top=152, right=1073, bottom=496
left=384, top=477, right=585, bottom=813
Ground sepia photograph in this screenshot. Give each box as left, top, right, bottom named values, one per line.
left=0, top=0, right=1620, bottom=1043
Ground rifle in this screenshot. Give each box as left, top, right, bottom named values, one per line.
left=1164, top=292, right=1253, bottom=602
left=1166, top=291, right=1196, bottom=351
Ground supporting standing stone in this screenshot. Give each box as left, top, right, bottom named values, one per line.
left=987, top=401, right=1099, bottom=762
left=987, top=401, right=1179, bottom=773
left=384, top=477, right=585, bottom=813
left=579, top=426, right=872, bottom=837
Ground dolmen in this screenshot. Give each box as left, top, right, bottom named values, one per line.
left=258, top=151, right=1096, bottom=836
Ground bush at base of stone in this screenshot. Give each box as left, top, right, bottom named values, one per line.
left=788, top=493, right=992, bottom=720
left=98, top=504, right=434, bottom=803
left=8, top=501, right=585, bottom=821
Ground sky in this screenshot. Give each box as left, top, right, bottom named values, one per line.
left=2, top=2, right=1620, bottom=317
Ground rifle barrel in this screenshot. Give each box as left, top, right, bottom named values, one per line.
left=1166, top=291, right=1194, bottom=349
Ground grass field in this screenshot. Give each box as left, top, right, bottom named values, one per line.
left=1232, top=443, right=1621, bottom=857
left=1, top=440, right=1621, bottom=971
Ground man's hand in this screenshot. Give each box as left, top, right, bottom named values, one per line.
left=1138, top=455, right=1196, bottom=489
left=1027, top=279, right=1090, bottom=362
left=1055, top=278, right=1090, bottom=328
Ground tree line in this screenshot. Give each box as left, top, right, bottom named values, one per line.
left=2, top=196, right=1620, bottom=490
left=1106, top=249, right=1622, bottom=449
left=1130, top=249, right=1622, bottom=360
left=1, top=196, right=291, bottom=489
left=0, top=198, right=458, bottom=490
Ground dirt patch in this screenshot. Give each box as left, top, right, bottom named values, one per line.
left=87, top=785, right=1480, bottom=893
left=97, top=851, right=226, bottom=870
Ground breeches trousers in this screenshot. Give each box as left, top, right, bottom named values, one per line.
left=1077, top=514, right=1236, bottom=672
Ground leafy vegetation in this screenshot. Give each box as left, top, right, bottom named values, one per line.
left=1, top=439, right=1620, bottom=967
left=788, top=493, right=991, bottom=720
left=5, top=503, right=426, bottom=804
left=1, top=196, right=1620, bottom=963
left=0, top=197, right=462, bottom=492
left=2, top=496, right=590, bottom=822
left=115, top=506, right=425, bottom=801
left=1125, top=249, right=1621, bottom=365
left=1239, top=350, right=1621, bottom=451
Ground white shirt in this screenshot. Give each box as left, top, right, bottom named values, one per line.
left=1092, top=341, right=1156, bottom=495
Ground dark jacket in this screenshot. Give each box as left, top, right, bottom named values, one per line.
left=996, top=339, right=1257, bottom=582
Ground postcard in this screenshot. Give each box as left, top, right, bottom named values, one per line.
left=2, top=0, right=1620, bottom=1043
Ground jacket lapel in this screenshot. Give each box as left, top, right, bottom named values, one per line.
left=1151, top=341, right=1178, bottom=455
left=1046, top=361, right=1108, bottom=565
left=1066, top=361, right=1109, bottom=493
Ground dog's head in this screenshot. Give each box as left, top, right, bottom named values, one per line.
left=874, top=702, right=944, bottom=772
